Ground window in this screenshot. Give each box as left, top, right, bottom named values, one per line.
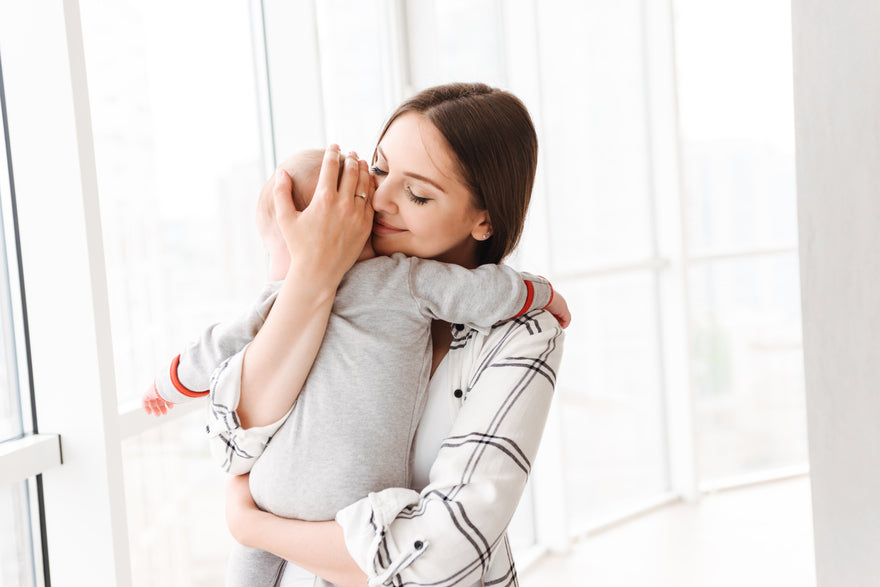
left=0, top=44, right=50, bottom=587
left=0, top=481, right=38, bottom=587
left=534, top=0, right=672, bottom=533
left=674, top=0, right=806, bottom=486
left=77, top=0, right=267, bottom=582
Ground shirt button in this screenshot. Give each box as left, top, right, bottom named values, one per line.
left=454, top=324, right=464, bottom=332
left=414, top=540, right=424, bottom=550
left=453, top=389, right=463, bottom=398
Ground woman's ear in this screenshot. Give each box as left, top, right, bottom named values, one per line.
left=471, top=212, right=493, bottom=241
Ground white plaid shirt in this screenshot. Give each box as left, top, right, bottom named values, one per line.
left=209, top=309, right=564, bottom=586
left=337, top=309, right=563, bottom=586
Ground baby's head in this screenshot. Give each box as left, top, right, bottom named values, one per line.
left=257, top=149, right=374, bottom=281
left=257, top=149, right=339, bottom=222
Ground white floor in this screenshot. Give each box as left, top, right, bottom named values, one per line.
left=520, top=476, right=815, bottom=587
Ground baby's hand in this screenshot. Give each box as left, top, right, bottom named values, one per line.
left=142, top=382, right=174, bottom=416
left=545, top=289, right=572, bottom=329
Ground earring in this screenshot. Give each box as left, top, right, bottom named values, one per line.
left=482, top=233, right=491, bottom=240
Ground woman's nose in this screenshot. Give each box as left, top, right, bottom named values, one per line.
left=371, top=179, right=397, bottom=215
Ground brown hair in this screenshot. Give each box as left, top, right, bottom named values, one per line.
left=373, top=83, right=538, bottom=265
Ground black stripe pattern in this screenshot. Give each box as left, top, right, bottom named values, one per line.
left=339, top=309, right=564, bottom=586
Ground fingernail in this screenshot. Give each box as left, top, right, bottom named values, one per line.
left=328, top=143, right=340, bottom=151
left=350, top=150, right=359, bottom=158
left=275, top=169, right=284, bottom=181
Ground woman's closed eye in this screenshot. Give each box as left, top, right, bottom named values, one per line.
left=406, top=186, right=430, bottom=206
left=371, top=165, right=431, bottom=205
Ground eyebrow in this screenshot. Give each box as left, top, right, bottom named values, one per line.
left=377, top=145, right=448, bottom=194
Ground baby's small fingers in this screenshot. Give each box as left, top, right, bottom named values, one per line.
left=558, top=312, right=572, bottom=329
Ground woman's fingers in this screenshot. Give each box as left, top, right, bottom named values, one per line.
left=354, top=159, right=373, bottom=207
left=272, top=169, right=297, bottom=226
left=315, top=144, right=342, bottom=195
left=337, top=152, right=360, bottom=199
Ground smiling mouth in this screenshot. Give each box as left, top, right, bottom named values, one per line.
left=373, top=218, right=406, bottom=236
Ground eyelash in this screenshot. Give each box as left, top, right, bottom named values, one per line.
left=370, top=165, right=430, bottom=206
left=406, top=186, right=430, bottom=206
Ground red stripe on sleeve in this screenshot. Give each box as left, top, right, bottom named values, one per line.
left=514, top=280, right=536, bottom=318
left=170, top=354, right=210, bottom=398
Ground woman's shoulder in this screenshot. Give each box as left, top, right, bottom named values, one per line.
left=479, top=308, right=564, bottom=349
left=454, top=309, right=565, bottom=377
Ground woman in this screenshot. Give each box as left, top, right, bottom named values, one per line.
left=223, top=83, right=566, bottom=586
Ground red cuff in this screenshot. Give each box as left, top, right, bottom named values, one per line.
left=170, top=354, right=209, bottom=398
left=514, top=280, right=536, bottom=318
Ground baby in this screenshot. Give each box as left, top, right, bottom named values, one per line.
left=143, top=148, right=566, bottom=585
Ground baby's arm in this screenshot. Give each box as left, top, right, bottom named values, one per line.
left=145, top=284, right=280, bottom=412
left=407, top=258, right=562, bottom=330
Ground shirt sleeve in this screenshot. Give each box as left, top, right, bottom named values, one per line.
left=407, top=258, right=554, bottom=334
left=154, top=282, right=280, bottom=404
left=205, top=345, right=293, bottom=475
left=335, top=310, right=565, bottom=585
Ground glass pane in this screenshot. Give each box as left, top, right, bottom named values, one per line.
left=124, top=410, right=231, bottom=586
left=0, top=163, right=23, bottom=444
left=78, top=0, right=267, bottom=405
left=690, top=253, right=807, bottom=482
left=0, top=480, right=36, bottom=587
left=536, top=1, right=654, bottom=273
left=557, top=271, right=668, bottom=529
left=675, top=0, right=798, bottom=254
left=404, top=0, right=507, bottom=90
left=0, top=50, right=37, bottom=587
left=315, top=0, right=393, bottom=153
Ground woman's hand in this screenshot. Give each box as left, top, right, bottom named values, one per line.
left=226, top=474, right=259, bottom=547
left=274, top=146, right=375, bottom=289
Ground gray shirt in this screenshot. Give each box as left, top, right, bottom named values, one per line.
left=156, top=253, right=551, bottom=520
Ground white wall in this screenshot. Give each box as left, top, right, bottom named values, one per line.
left=791, top=1, right=880, bottom=585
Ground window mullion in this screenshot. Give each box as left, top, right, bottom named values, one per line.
left=1, top=1, right=131, bottom=584
left=647, top=0, right=699, bottom=501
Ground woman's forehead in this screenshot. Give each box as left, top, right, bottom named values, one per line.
left=379, top=112, right=464, bottom=188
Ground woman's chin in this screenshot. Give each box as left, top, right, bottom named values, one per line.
left=371, top=234, right=409, bottom=257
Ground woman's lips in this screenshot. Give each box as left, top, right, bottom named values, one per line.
left=373, top=218, right=406, bottom=236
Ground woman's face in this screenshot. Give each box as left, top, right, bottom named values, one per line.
left=370, top=113, right=491, bottom=268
